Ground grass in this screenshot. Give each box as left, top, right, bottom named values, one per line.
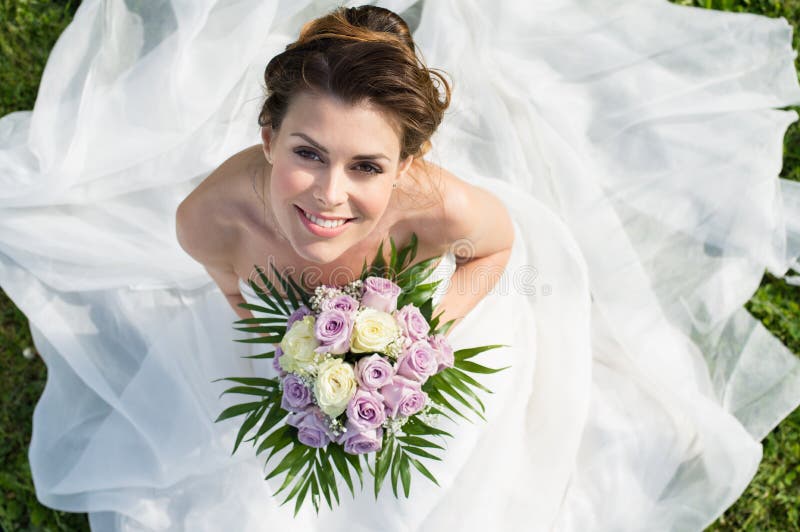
left=0, top=0, right=799, bottom=530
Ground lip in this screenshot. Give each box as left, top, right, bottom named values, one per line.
left=295, top=205, right=355, bottom=238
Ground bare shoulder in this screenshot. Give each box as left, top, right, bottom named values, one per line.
left=407, top=159, right=514, bottom=260
left=175, top=145, right=262, bottom=268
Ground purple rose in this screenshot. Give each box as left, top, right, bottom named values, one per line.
left=346, top=388, right=386, bottom=431
left=380, top=375, right=428, bottom=418
left=280, top=373, right=312, bottom=413
left=336, top=419, right=383, bottom=455
left=320, top=294, right=359, bottom=315
left=354, top=354, right=395, bottom=390
left=286, top=406, right=333, bottom=448
left=287, top=305, right=312, bottom=329
left=273, top=346, right=287, bottom=377
left=394, top=304, right=430, bottom=341
left=360, top=277, right=401, bottom=313
left=313, top=309, right=353, bottom=355
left=396, top=340, right=439, bottom=383
left=427, top=334, right=454, bottom=373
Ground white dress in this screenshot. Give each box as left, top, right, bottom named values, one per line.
left=2, top=0, right=800, bottom=530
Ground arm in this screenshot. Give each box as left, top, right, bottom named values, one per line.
left=432, top=173, right=515, bottom=338
left=175, top=193, right=254, bottom=321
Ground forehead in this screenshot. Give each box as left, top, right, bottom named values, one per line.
left=281, top=91, right=402, bottom=157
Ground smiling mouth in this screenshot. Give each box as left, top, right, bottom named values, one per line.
left=295, top=205, right=357, bottom=227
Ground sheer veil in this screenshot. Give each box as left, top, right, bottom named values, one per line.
left=1, top=0, right=800, bottom=530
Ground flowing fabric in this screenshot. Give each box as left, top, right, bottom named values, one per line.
left=2, top=0, right=800, bottom=530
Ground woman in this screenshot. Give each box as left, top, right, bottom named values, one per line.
left=1, top=1, right=799, bottom=530
left=174, top=7, right=514, bottom=332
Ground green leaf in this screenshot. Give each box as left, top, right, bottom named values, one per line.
left=453, top=344, right=507, bottom=362
left=253, top=265, right=291, bottom=315
left=279, top=464, right=309, bottom=507
left=448, top=367, right=493, bottom=394
left=427, top=386, right=472, bottom=422
left=264, top=431, right=294, bottom=461
left=234, top=316, right=287, bottom=325
left=313, top=453, right=334, bottom=511
left=270, top=263, right=300, bottom=310
left=397, top=435, right=445, bottom=450
left=439, top=369, right=487, bottom=414
left=391, top=440, right=403, bottom=498
left=435, top=318, right=457, bottom=337
left=329, top=444, right=355, bottom=497
left=233, top=406, right=264, bottom=454
left=265, top=444, right=310, bottom=481
left=211, top=377, right=279, bottom=387
left=293, top=473, right=313, bottom=518
left=233, top=325, right=287, bottom=335
left=373, top=435, right=394, bottom=498
left=309, top=470, right=320, bottom=514
left=403, top=446, right=442, bottom=461
left=318, top=448, right=340, bottom=506
left=233, top=334, right=285, bottom=344
left=286, top=273, right=313, bottom=308
left=214, top=401, right=264, bottom=423
left=407, top=456, right=440, bottom=487
left=219, top=386, right=272, bottom=398
left=237, top=300, right=281, bottom=316
left=272, top=453, right=308, bottom=497
left=402, top=417, right=453, bottom=439
left=344, top=452, right=364, bottom=490
left=457, top=360, right=511, bottom=375
left=256, top=424, right=291, bottom=454
left=400, top=455, right=411, bottom=497
left=254, top=401, right=289, bottom=442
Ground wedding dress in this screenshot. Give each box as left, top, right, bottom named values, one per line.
left=2, top=0, right=800, bottom=530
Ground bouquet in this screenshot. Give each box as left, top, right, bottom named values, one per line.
left=213, top=233, right=509, bottom=516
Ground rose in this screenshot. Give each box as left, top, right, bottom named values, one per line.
left=279, top=315, right=319, bottom=374
left=394, top=304, right=430, bottom=341
left=346, top=388, right=386, bottom=431
left=313, top=357, right=358, bottom=418
left=380, top=375, right=428, bottom=418
left=280, top=374, right=312, bottom=413
left=287, top=305, right=312, bottom=329
left=427, top=333, right=454, bottom=372
left=313, top=309, right=353, bottom=355
left=354, top=354, right=395, bottom=390
left=272, top=345, right=287, bottom=377
left=351, top=308, right=399, bottom=354
left=396, top=340, right=439, bottom=382
left=360, top=276, right=402, bottom=313
left=320, top=294, right=359, bottom=315
left=336, top=419, right=383, bottom=455
left=286, top=406, right=333, bottom=448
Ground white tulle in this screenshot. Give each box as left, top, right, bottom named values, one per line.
left=2, top=0, right=800, bottom=530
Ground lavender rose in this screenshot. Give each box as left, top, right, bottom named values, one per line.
left=394, top=304, right=430, bottom=341
left=272, top=345, right=287, bottom=377
left=320, top=294, right=359, bottom=315
left=280, top=373, right=312, bottom=413
left=287, top=305, right=312, bottom=329
left=360, top=277, right=402, bottom=313
left=354, top=354, right=395, bottom=391
left=346, top=388, right=386, bottom=431
left=380, top=375, right=428, bottom=418
left=286, top=406, right=334, bottom=448
left=313, top=309, right=353, bottom=355
left=427, top=334, right=455, bottom=372
left=336, top=419, right=383, bottom=455
left=396, top=340, right=439, bottom=382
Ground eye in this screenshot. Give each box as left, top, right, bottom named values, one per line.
left=294, top=148, right=322, bottom=162
left=354, top=162, right=383, bottom=175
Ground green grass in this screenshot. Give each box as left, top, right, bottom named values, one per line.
left=1, top=0, right=799, bottom=530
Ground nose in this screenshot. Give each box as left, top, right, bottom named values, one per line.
left=314, top=166, right=348, bottom=208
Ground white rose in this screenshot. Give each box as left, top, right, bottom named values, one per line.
left=279, top=316, right=319, bottom=374
left=350, top=308, right=399, bottom=354
left=313, top=358, right=357, bottom=418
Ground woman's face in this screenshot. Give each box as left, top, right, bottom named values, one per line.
left=261, top=90, right=413, bottom=264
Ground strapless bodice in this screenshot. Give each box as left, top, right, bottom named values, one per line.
left=237, top=251, right=457, bottom=311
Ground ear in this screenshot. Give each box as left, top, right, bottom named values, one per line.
left=260, top=126, right=275, bottom=164
left=397, top=155, right=414, bottom=178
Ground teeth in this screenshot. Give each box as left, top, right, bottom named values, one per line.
left=302, top=209, right=348, bottom=228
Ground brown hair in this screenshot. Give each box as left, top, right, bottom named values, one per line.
left=258, top=5, right=451, bottom=161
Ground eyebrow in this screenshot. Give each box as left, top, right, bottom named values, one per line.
left=290, top=132, right=391, bottom=161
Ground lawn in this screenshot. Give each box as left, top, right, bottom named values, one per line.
left=0, top=0, right=799, bottom=530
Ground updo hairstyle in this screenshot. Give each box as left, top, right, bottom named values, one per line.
left=258, top=5, right=451, bottom=161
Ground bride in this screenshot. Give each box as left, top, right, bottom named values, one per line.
left=2, top=0, right=800, bottom=530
